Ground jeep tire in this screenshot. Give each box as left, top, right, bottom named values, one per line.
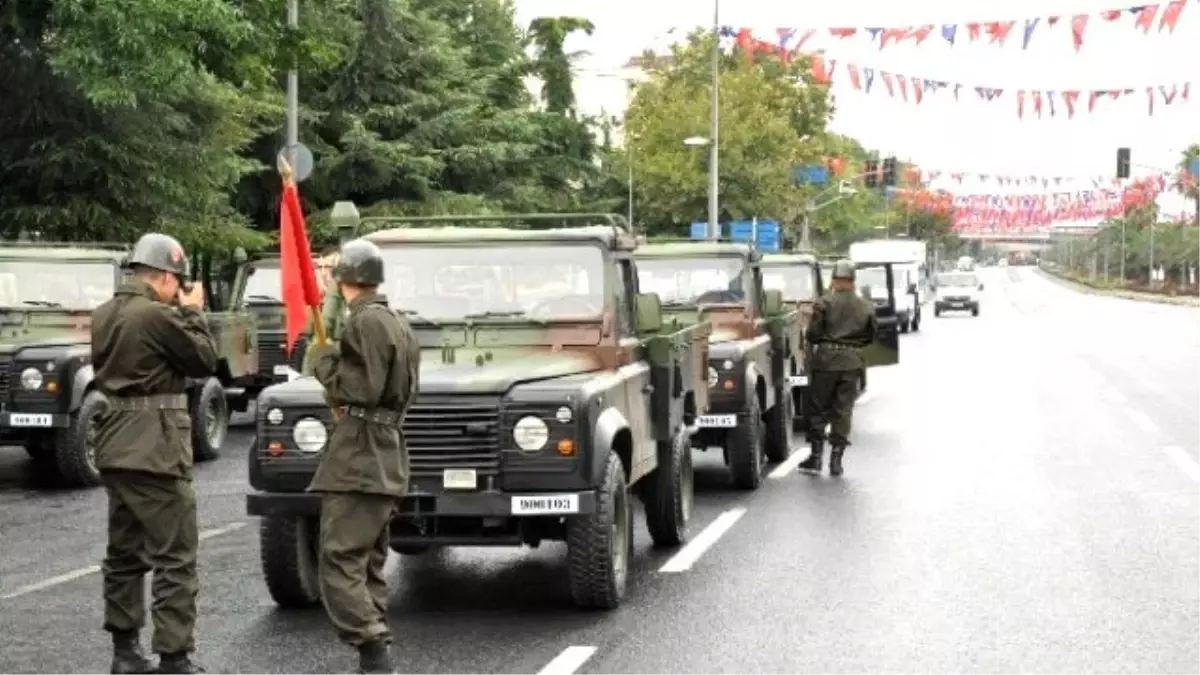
left=971, top=305, right=980, bottom=317
left=260, top=515, right=322, bottom=608
left=566, top=453, right=631, bottom=610
left=764, top=386, right=793, bottom=463
left=727, top=392, right=765, bottom=490
left=190, top=377, right=227, bottom=462
left=54, top=389, right=106, bottom=488
left=643, top=425, right=693, bottom=548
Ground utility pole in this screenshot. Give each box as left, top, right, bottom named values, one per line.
left=706, top=0, right=720, bottom=240
left=627, top=143, right=634, bottom=226
left=286, top=0, right=299, bottom=168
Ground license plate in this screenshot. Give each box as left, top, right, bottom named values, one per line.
left=696, top=414, right=737, bottom=428
left=512, top=494, right=579, bottom=515
left=786, top=375, right=809, bottom=387
left=442, top=469, right=477, bottom=490
left=9, top=413, right=52, bottom=428
left=273, top=365, right=290, bottom=375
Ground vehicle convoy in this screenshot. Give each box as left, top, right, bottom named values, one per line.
left=933, top=270, right=984, bottom=317
left=0, top=243, right=256, bottom=487
left=848, top=239, right=927, bottom=333
left=760, top=252, right=825, bottom=431
left=246, top=205, right=713, bottom=610
left=634, top=242, right=801, bottom=489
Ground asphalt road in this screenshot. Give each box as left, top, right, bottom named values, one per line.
left=0, top=266, right=1196, bottom=674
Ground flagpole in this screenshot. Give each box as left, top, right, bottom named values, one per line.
left=278, top=156, right=329, bottom=348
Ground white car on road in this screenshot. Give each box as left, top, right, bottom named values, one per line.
left=934, top=271, right=983, bottom=317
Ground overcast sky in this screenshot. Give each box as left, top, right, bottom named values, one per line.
left=514, top=0, right=1198, bottom=216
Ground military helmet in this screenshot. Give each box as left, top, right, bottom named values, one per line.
left=333, top=238, right=385, bottom=286
left=129, top=233, right=190, bottom=277
left=831, top=259, right=856, bottom=280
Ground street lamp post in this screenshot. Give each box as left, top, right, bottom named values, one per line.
left=627, top=141, right=634, bottom=226
left=706, top=0, right=720, bottom=240
left=286, top=0, right=299, bottom=166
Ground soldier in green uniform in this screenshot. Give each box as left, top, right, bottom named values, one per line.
left=797, top=259, right=877, bottom=477
left=307, top=239, right=420, bottom=675
left=91, top=233, right=218, bottom=674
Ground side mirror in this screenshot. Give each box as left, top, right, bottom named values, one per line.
left=763, top=289, right=783, bottom=316
left=634, top=292, right=662, bottom=333
left=330, top=201, right=361, bottom=240
left=233, top=247, right=248, bottom=263
left=978, top=283, right=985, bottom=290
left=906, top=283, right=918, bottom=295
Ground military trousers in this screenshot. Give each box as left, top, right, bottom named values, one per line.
left=100, top=469, right=199, bottom=655
left=318, top=492, right=396, bottom=647
left=805, top=369, right=861, bottom=448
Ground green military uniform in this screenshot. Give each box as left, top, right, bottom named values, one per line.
left=91, top=233, right=217, bottom=674
left=798, top=260, right=877, bottom=477
left=307, top=238, right=420, bottom=675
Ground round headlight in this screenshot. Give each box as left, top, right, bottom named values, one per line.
left=722, top=359, right=734, bottom=371
left=293, top=418, right=328, bottom=453
left=707, top=367, right=719, bottom=387
left=20, top=367, right=43, bottom=390
left=555, top=406, right=573, bottom=423
left=266, top=408, right=284, bottom=425
left=513, top=416, right=549, bottom=452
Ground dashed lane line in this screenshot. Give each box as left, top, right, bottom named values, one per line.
left=1163, top=446, right=1200, bottom=484
left=1102, top=386, right=1128, bottom=405
left=769, top=445, right=811, bottom=479
left=0, top=521, right=249, bottom=601
left=537, top=646, right=598, bottom=675
left=658, top=507, right=746, bottom=573
left=1124, top=408, right=1161, bottom=434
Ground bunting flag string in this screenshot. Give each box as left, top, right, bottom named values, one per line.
left=802, top=52, right=1192, bottom=118
left=708, top=1, right=1191, bottom=54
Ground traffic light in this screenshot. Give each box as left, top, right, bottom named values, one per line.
left=882, top=157, right=897, bottom=187
left=864, top=160, right=879, bottom=188
left=1116, top=147, right=1131, bottom=179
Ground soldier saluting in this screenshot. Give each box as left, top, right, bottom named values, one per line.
left=797, top=259, right=877, bottom=477
left=306, top=239, right=420, bottom=675
left=91, top=233, right=217, bottom=674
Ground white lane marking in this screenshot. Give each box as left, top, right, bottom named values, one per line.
left=659, top=507, right=747, bottom=573
left=769, top=446, right=812, bottom=479
left=1102, top=387, right=1128, bottom=404
left=1124, top=408, right=1161, bottom=434
left=537, top=646, right=597, bottom=675
left=0, top=521, right=248, bottom=601
left=1163, top=446, right=1200, bottom=483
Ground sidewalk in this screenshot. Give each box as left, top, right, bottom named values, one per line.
left=1035, top=265, right=1200, bottom=307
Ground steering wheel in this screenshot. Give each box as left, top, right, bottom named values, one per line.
left=528, top=296, right=600, bottom=318
left=695, top=290, right=743, bottom=305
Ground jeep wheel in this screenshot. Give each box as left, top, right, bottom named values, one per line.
left=911, top=313, right=921, bottom=332
left=971, top=306, right=980, bottom=317
left=566, top=453, right=631, bottom=609
left=764, top=386, right=793, bottom=463
left=190, top=377, right=227, bottom=462
left=643, top=425, right=693, bottom=548
left=260, top=516, right=322, bottom=608
left=726, top=393, right=764, bottom=490
left=934, top=307, right=942, bottom=317
left=53, top=390, right=106, bottom=488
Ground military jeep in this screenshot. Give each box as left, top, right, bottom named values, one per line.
left=760, top=252, right=825, bottom=430
left=634, top=242, right=803, bottom=490
left=0, top=243, right=250, bottom=487
left=245, top=207, right=713, bottom=610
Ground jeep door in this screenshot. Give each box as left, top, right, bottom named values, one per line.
left=854, top=262, right=899, bottom=368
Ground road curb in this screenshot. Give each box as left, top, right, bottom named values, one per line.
left=1035, top=267, right=1200, bottom=307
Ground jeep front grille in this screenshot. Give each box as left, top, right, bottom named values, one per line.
left=0, top=358, right=10, bottom=400
left=403, top=396, right=501, bottom=479
left=257, top=332, right=307, bottom=380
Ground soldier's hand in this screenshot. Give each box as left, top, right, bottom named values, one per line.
left=178, top=283, right=205, bottom=309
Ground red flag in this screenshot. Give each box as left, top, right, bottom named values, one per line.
left=1134, top=5, right=1159, bottom=32
left=279, top=178, right=321, bottom=354
left=1159, top=0, right=1185, bottom=32
left=1071, top=15, right=1088, bottom=52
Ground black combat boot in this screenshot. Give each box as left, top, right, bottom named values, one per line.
left=110, top=631, right=155, bottom=674
left=797, top=440, right=823, bottom=473
left=829, top=447, right=845, bottom=477
left=156, top=652, right=204, bottom=674
left=358, top=640, right=395, bottom=674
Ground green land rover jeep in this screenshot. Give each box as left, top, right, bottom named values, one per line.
left=246, top=206, right=713, bottom=610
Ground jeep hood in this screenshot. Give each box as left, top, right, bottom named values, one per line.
left=263, top=348, right=602, bottom=402
left=0, top=310, right=91, bottom=356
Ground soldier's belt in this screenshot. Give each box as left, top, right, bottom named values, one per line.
left=342, top=405, right=403, bottom=426
left=108, top=394, right=189, bottom=411
left=814, top=343, right=856, bottom=350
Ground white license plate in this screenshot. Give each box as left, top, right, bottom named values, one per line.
left=9, top=413, right=52, bottom=428
left=273, top=364, right=290, bottom=375
left=696, top=414, right=737, bottom=428
left=786, top=375, right=809, bottom=387
left=442, top=469, right=477, bottom=490
left=512, top=494, right=579, bottom=515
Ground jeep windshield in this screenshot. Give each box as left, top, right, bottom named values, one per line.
left=0, top=259, right=117, bottom=309
left=378, top=244, right=605, bottom=321
left=762, top=264, right=817, bottom=301
left=636, top=255, right=748, bottom=305
left=241, top=264, right=283, bottom=304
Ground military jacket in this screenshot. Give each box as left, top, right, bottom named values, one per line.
left=308, top=293, right=420, bottom=497
left=805, top=288, right=878, bottom=372
left=91, top=281, right=218, bottom=478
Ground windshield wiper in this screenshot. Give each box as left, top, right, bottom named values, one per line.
left=463, top=310, right=547, bottom=324
left=243, top=294, right=282, bottom=304
left=660, top=300, right=696, bottom=308
left=398, top=309, right=440, bottom=327
left=22, top=300, right=63, bottom=308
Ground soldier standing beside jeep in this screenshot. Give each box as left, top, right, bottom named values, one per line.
left=90, top=233, right=217, bottom=675
left=306, top=239, right=419, bottom=675
left=797, top=259, right=876, bottom=477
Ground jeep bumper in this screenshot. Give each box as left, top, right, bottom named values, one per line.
left=247, top=489, right=599, bottom=518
